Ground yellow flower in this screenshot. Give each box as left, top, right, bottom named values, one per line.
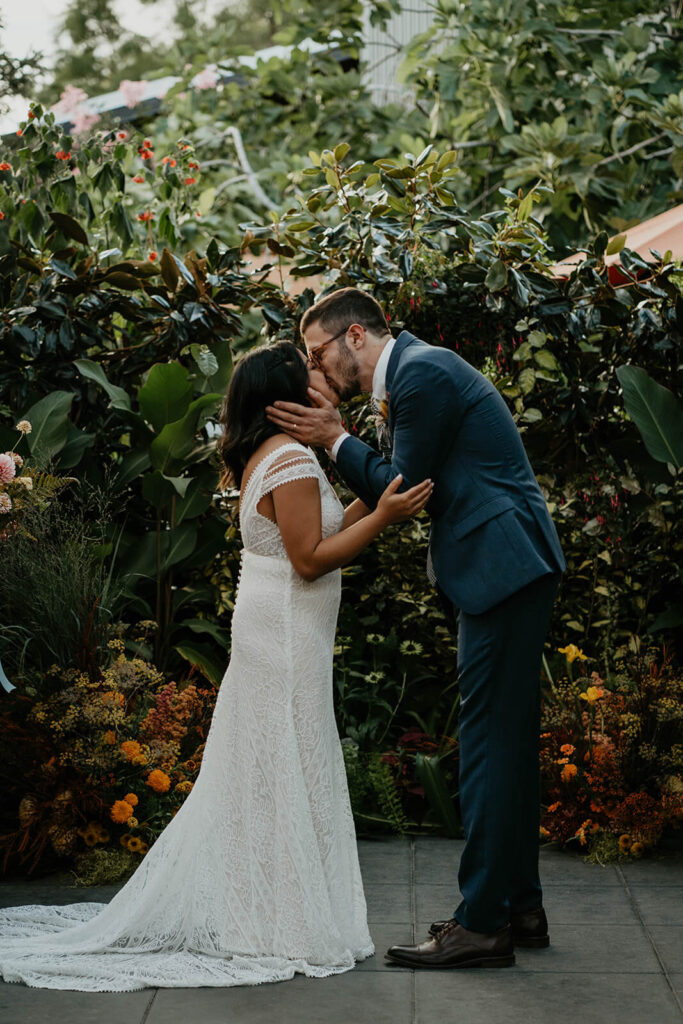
left=127, top=836, right=143, bottom=853
left=110, top=799, right=134, bottom=824
left=146, top=769, right=171, bottom=793
left=120, top=833, right=132, bottom=847
left=15, top=420, right=32, bottom=434
left=174, top=780, right=194, bottom=795
left=139, top=841, right=149, bottom=854
left=630, top=841, right=644, bottom=858
left=103, top=730, right=116, bottom=745
left=558, top=644, right=588, bottom=664
left=560, top=743, right=575, bottom=756
left=580, top=685, right=605, bottom=704
left=618, top=834, right=632, bottom=852
left=123, top=793, right=138, bottom=806
left=560, top=763, right=578, bottom=783
left=127, top=816, right=138, bottom=828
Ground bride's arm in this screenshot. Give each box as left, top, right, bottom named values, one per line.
left=272, top=475, right=432, bottom=582
left=342, top=498, right=371, bottom=530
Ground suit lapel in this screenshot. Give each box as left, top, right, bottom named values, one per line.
left=385, top=331, right=421, bottom=445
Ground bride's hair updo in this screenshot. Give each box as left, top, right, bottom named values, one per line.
left=217, top=341, right=309, bottom=488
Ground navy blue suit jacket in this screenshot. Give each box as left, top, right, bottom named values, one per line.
left=335, top=331, right=566, bottom=615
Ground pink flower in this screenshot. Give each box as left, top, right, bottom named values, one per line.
left=70, top=110, right=100, bottom=136
left=10, top=453, right=23, bottom=467
left=0, top=453, right=16, bottom=484
left=119, top=79, right=147, bottom=109
left=52, top=85, right=89, bottom=116
left=193, top=67, right=219, bottom=90
left=0, top=493, right=12, bottom=514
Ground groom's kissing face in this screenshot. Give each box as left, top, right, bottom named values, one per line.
left=304, top=323, right=362, bottom=404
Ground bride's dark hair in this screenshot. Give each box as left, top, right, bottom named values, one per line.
left=217, top=341, right=309, bottom=488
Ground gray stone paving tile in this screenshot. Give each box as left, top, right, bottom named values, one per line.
left=365, top=883, right=412, bottom=922
left=537, top=849, right=621, bottom=885
left=650, top=927, right=683, bottom=974
left=412, top=922, right=659, bottom=974
left=355, top=922, right=413, bottom=972
left=357, top=839, right=411, bottom=885
left=621, top=856, right=683, bottom=887
left=147, top=970, right=413, bottom=1024
left=414, top=883, right=639, bottom=925
left=413, top=837, right=463, bottom=875
left=414, top=972, right=682, bottom=1024
left=0, top=982, right=152, bottom=1024
left=629, top=887, right=683, bottom=926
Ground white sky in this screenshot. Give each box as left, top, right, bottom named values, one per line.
left=0, top=0, right=193, bottom=130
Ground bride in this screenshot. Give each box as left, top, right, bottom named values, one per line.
left=0, top=340, right=432, bottom=991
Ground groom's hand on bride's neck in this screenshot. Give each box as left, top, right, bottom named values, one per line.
left=266, top=389, right=345, bottom=450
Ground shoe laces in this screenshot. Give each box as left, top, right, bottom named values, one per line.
left=434, top=918, right=458, bottom=942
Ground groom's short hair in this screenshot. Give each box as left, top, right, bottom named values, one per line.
left=300, top=287, right=390, bottom=340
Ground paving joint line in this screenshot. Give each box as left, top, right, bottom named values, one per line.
left=615, top=863, right=683, bottom=1019
left=139, top=988, right=157, bottom=1024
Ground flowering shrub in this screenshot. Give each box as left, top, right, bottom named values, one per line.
left=0, top=640, right=217, bottom=878
left=539, top=644, right=683, bottom=860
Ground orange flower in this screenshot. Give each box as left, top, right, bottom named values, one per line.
left=16, top=129, right=22, bottom=136
left=117, top=131, right=127, bottom=140
left=103, top=729, right=116, bottom=745
left=557, top=757, right=569, bottom=765
left=580, top=685, right=605, bottom=704
left=55, top=150, right=71, bottom=160
left=184, top=176, right=196, bottom=185
left=148, top=250, right=158, bottom=261
left=539, top=826, right=550, bottom=838
left=132, top=752, right=148, bottom=766
left=110, top=799, right=134, bottom=824
left=560, top=763, right=578, bottom=783
left=123, top=793, right=138, bottom=806
left=120, top=739, right=142, bottom=760
left=143, top=138, right=152, bottom=147
left=132, top=175, right=144, bottom=183
left=547, top=801, right=562, bottom=813
left=0, top=162, right=12, bottom=171
left=161, top=156, right=176, bottom=167
left=0, top=212, right=5, bottom=220
left=560, top=743, right=575, bottom=756
left=146, top=769, right=171, bottom=793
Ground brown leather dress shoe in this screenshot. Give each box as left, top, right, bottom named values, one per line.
left=429, top=907, right=549, bottom=949
left=385, top=919, right=515, bottom=969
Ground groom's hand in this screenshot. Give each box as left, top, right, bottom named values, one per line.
left=266, top=388, right=345, bottom=449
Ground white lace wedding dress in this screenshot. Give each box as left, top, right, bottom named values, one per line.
left=0, top=442, right=374, bottom=991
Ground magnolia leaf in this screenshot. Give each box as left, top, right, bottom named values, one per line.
left=616, top=365, right=683, bottom=469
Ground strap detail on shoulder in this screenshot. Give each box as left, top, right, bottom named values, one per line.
left=259, top=447, right=319, bottom=500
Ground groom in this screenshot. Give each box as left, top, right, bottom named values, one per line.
left=267, top=287, right=565, bottom=968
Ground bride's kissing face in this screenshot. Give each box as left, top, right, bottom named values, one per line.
left=297, top=351, right=341, bottom=408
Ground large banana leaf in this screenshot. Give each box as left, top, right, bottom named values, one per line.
left=616, top=365, right=683, bottom=469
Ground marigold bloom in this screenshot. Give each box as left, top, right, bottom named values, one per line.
left=547, top=801, right=562, bottom=813
left=560, top=763, right=578, bottom=783
left=110, top=799, right=134, bottom=823
left=146, top=768, right=171, bottom=793
left=558, top=644, right=588, bottom=663
left=120, top=739, right=142, bottom=760
left=123, top=792, right=138, bottom=806
left=560, top=743, right=575, bottom=756
left=103, top=729, right=116, bottom=745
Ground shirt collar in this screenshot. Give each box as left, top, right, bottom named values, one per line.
left=372, top=337, right=396, bottom=402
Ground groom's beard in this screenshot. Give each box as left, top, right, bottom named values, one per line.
left=334, top=340, right=362, bottom=402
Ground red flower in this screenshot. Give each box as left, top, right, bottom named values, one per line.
left=117, top=131, right=127, bottom=140
left=16, top=129, right=22, bottom=136
left=137, top=211, right=154, bottom=222
left=55, top=150, right=71, bottom=160
left=143, top=138, right=152, bottom=148
left=161, top=156, right=177, bottom=167
left=188, top=161, right=199, bottom=170
left=138, top=148, right=153, bottom=160
left=28, top=110, right=35, bottom=119
left=0, top=212, right=5, bottom=220
left=0, top=162, right=12, bottom=171
left=148, top=250, right=158, bottom=261
left=132, top=175, right=144, bottom=183
left=184, top=176, right=196, bottom=185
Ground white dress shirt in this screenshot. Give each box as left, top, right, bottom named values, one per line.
left=329, top=337, right=396, bottom=461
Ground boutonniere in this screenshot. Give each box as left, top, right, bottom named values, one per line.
left=378, top=398, right=389, bottom=422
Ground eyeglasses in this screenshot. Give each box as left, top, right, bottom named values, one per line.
left=306, top=326, right=350, bottom=370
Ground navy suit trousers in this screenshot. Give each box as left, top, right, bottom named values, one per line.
left=452, top=571, right=561, bottom=933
